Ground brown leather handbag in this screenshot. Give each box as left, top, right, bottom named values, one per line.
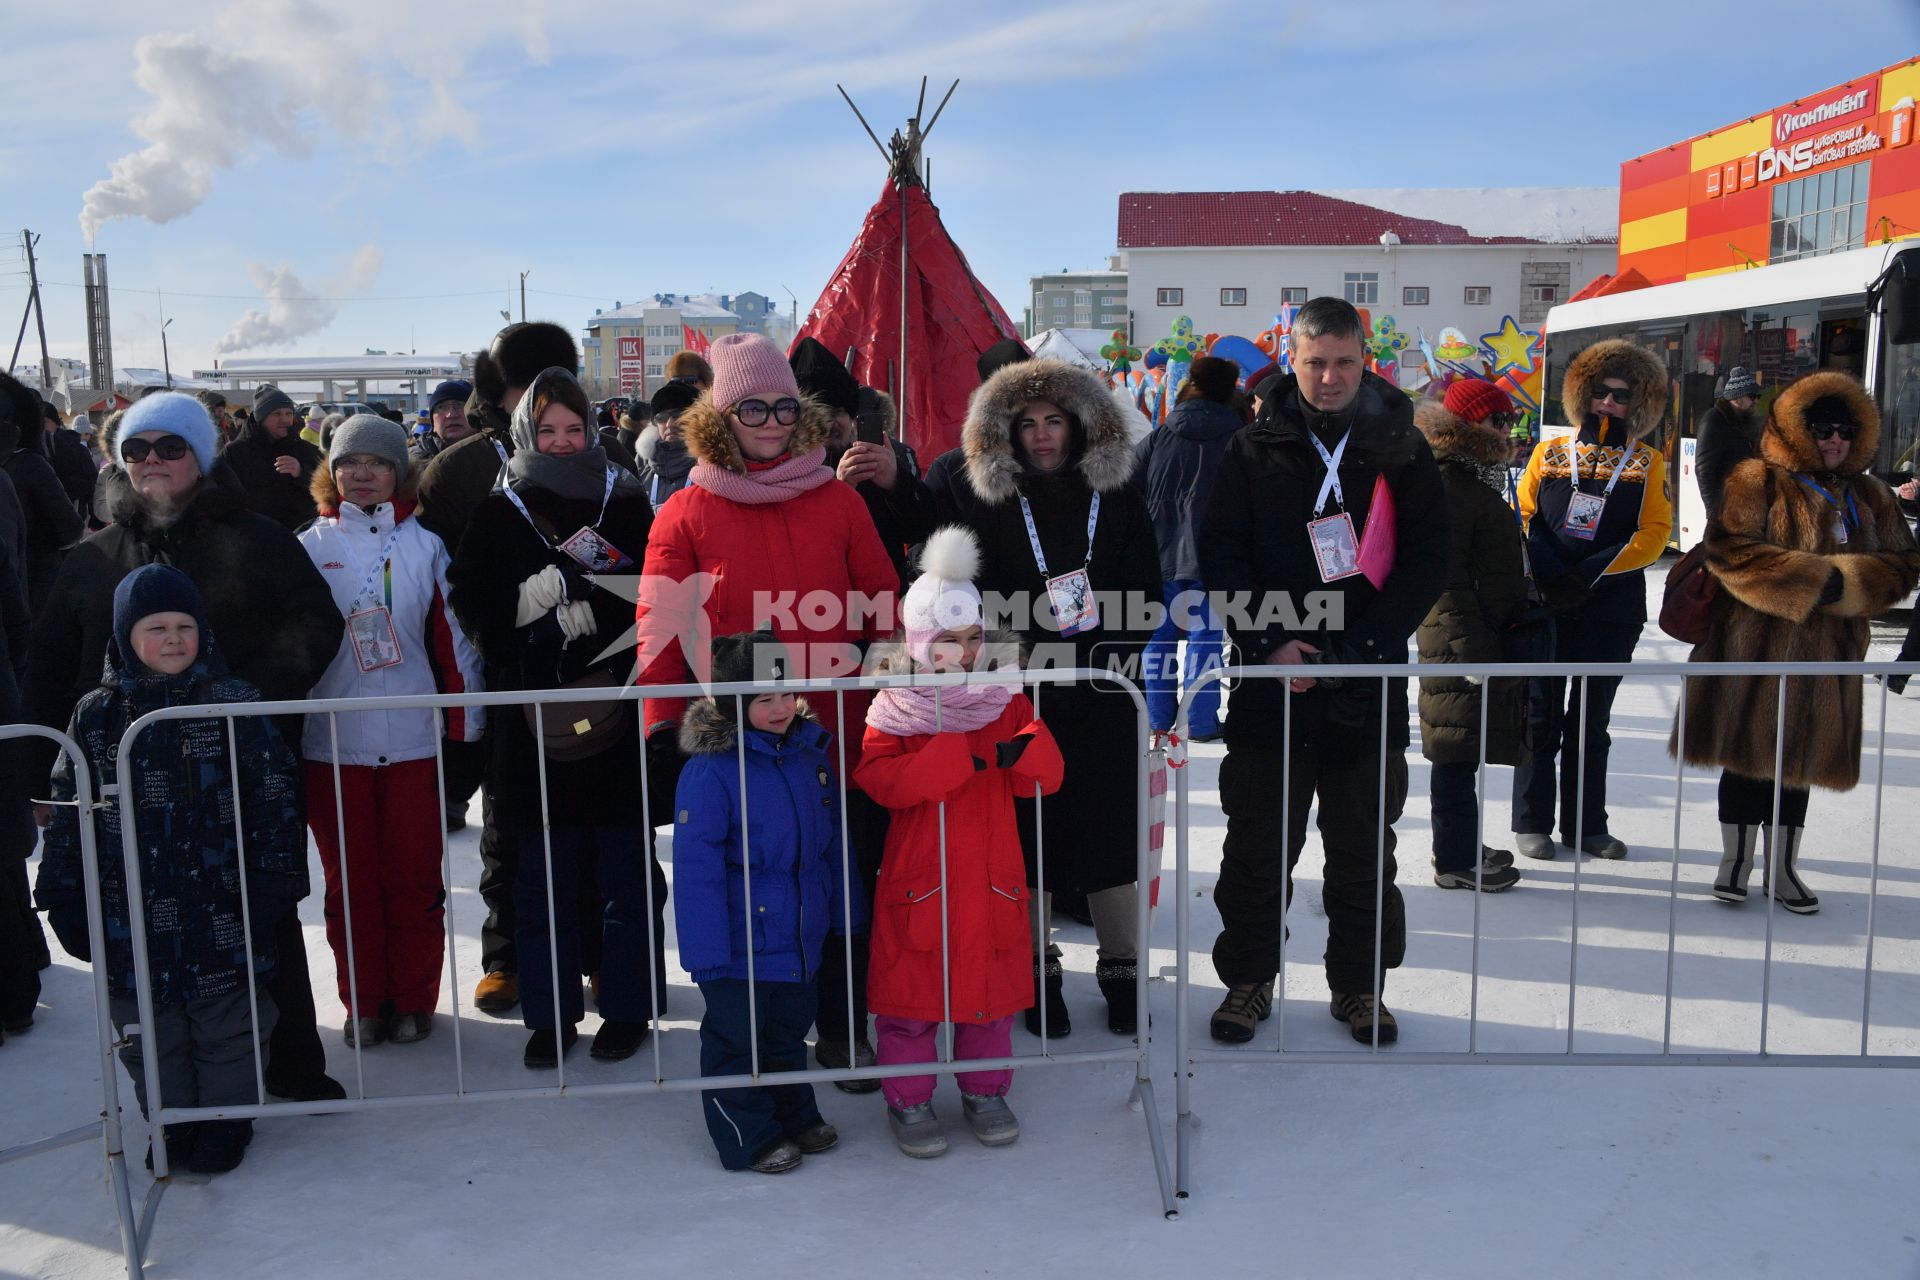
left=523, top=666, right=632, bottom=762
left=1658, top=544, right=1718, bottom=645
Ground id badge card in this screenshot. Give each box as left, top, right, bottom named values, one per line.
left=1833, top=516, right=1849, bottom=546
left=1563, top=492, right=1606, bottom=541
left=558, top=526, right=633, bottom=573
left=1307, top=512, right=1362, bottom=582
left=1046, top=568, right=1099, bottom=636
left=347, top=607, right=403, bottom=672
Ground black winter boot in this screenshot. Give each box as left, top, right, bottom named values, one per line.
left=186, top=1120, right=253, bottom=1175
left=1022, top=956, right=1071, bottom=1038
left=1095, top=960, right=1139, bottom=1035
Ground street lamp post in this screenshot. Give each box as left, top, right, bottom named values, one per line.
left=161, top=318, right=174, bottom=388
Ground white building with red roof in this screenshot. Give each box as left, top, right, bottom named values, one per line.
left=1118, top=191, right=1617, bottom=354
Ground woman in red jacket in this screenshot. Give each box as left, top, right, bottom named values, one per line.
left=855, top=527, right=1064, bottom=1159
left=633, top=333, right=898, bottom=1075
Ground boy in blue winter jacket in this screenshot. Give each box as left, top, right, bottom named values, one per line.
left=37, top=565, right=307, bottom=1176
left=673, top=631, right=865, bottom=1174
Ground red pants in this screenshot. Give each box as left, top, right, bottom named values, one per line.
left=305, top=759, right=447, bottom=1018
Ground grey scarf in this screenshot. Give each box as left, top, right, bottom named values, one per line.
left=504, top=367, right=643, bottom=502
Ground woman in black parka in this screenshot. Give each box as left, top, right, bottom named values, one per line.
left=447, top=367, right=666, bottom=1070
left=933, top=358, right=1162, bottom=1036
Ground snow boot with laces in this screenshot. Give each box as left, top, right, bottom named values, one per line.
left=1330, top=991, right=1398, bottom=1044
left=1209, top=981, right=1273, bottom=1043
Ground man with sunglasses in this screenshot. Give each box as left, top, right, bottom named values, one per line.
left=23, top=392, right=348, bottom=1102
left=1512, top=340, right=1672, bottom=863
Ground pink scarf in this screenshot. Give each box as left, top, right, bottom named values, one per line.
left=866, top=679, right=1016, bottom=737
left=689, top=447, right=833, bottom=505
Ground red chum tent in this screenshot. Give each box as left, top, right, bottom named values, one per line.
left=793, top=182, right=1023, bottom=462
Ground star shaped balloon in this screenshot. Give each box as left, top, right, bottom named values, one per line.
left=1100, top=328, right=1142, bottom=373
left=1480, top=315, right=1541, bottom=378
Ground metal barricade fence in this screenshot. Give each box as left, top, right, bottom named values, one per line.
left=1170, top=658, right=1920, bottom=1203
left=0, top=724, right=145, bottom=1280
left=104, top=668, right=1175, bottom=1271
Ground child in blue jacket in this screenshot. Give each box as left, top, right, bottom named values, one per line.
left=673, top=631, right=865, bottom=1173
left=37, top=565, right=307, bottom=1176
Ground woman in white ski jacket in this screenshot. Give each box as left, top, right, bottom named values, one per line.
left=298, top=416, right=484, bottom=1048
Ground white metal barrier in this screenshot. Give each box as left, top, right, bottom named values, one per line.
left=100, top=668, right=1174, bottom=1272
left=0, top=724, right=145, bottom=1279
left=1170, top=658, right=1920, bottom=1203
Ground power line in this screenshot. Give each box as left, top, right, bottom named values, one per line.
left=32, top=280, right=512, bottom=303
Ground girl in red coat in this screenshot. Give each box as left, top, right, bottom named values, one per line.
left=855, top=527, right=1064, bottom=1158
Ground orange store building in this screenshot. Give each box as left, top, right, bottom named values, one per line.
left=1617, top=58, right=1920, bottom=284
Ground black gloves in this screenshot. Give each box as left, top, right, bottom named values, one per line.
left=994, top=734, right=1035, bottom=769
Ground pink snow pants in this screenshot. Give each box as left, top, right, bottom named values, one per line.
left=874, top=1014, right=1014, bottom=1109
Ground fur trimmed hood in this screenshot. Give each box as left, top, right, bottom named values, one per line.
left=1413, top=400, right=1512, bottom=468
left=961, top=358, right=1135, bottom=503
left=677, top=393, right=834, bottom=475
left=1561, top=339, right=1667, bottom=441
left=1761, top=371, right=1879, bottom=475
left=678, top=696, right=821, bottom=756
left=863, top=628, right=1027, bottom=678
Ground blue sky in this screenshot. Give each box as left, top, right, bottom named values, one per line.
left=2, top=0, right=1915, bottom=380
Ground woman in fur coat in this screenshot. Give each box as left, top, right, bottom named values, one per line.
left=1675, top=372, right=1919, bottom=913
left=930, top=358, right=1162, bottom=1036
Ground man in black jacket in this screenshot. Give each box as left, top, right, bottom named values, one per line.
left=1199, top=297, right=1448, bottom=1047
left=1693, top=366, right=1760, bottom=520
left=25, top=393, right=346, bottom=1100
left=223, top=384, right=322, bottom=529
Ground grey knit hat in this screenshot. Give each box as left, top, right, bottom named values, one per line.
left=328, top=413, right=411, bottom=474
left=1722, top=367, right=1760, bottom=400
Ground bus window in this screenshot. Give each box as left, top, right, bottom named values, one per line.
left=1683, top=311, right=1752, bottom=440
left=1883, top=338, right=1920, bottom=480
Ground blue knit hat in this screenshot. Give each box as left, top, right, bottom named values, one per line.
left=116, top=392, right=219, bottom=476
left=110, top=564, right=212, bottom=673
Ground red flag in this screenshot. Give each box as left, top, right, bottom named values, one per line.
left=681, top=324, right=711, bottom=358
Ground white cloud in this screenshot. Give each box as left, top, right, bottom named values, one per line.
left=213, top=244, right=383, bottom=353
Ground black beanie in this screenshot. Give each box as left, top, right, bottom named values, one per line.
left=111, top=564, right=211, bottom=673
left=788, top=337, right=861, bottom=418
left=491, top=322, right=579, bottom=390
left=253, top=384, right=296, bottom=420
left=975, top=338, right=1030, bottom=384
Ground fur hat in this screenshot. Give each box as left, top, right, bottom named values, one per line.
left=1560, top=339, right=1667, bottom=441
left=1180, top=356, right=1239, bottom=405
left=975, top=337, right=1030, bottom=384
left=902, top=527, right=984, bottom=667
left=490, top=322, right=579, bottom=391
left=1413, top=399, right=1513, bottom=468
left=1762, top=371, right=1879, bottom=476
left=117, top=391, right=219, bottom=475
left=1442, top=377, right=1514, bottom=426
left=328, top=413, right=411, bottom=474
left=961, top=357, right=1136, bottom=503
left=710, top=333, right=802, bottom=411
left=789, top=336, right=860, bottom=418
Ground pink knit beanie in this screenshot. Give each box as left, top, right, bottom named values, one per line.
left=710, top=333, right=802, bottom=410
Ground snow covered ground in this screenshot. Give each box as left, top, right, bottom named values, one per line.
left=5, top=567, right=1919, bottom=1279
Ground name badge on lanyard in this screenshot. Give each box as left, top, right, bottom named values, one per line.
left=1563, top=440, right=1634, bottom=542
left=345, top=523, right=407, bottom=672
left=1021, top=492, right=1102, bottom=635
left=1307, top=430, right=1362, bottom=582
left=505, top=466, right=633, bottom=572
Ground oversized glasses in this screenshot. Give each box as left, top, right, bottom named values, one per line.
left=1809, top=421, right=1858, bottom=441
left=1594, top=385, right=1633, bottom=404
left=732, top=397, right=801, bottom=427
left=121, top=434, right=191, bottom=463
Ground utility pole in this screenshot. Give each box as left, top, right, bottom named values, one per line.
left=19, top=230, right=51, bottom=388
left=161, top=318, right=174, bottom=388
left=520, top=270, right=530, bottom=323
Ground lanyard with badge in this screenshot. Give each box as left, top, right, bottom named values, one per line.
left=1562, top=436, right=1636, bottom=542
left=1797, top=475, right=1861, bottom=546
left=504, top=465, right=635, bottom=573
left=345, top=522, right=408, bottom=672
left=1307, top=431, right=1363, bottom=582
left=1021, top=491, right=1102, bottom=635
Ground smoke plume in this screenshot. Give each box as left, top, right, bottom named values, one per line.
left=213, top=244, right=383, bottom=353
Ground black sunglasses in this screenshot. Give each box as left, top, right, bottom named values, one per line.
left=121, top=434, right=191, bottom=463
left=732, top=397, right=801, bottom=428
left=1594, top=385, right=1634, bottom=404
left=1809, top=421, right=1858, bottom=441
